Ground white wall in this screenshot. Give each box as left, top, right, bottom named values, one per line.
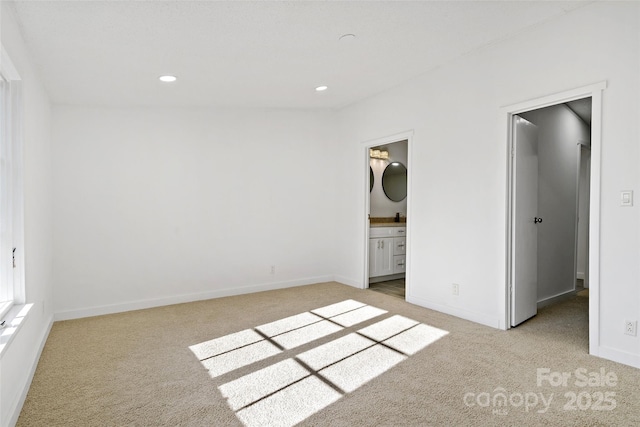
left=334, top=2, right=640, bottom=367
left=370, top=140, right=408, bottom=218
left=520, top=104, right=590, bottom=303
left=52, top=107, right=337, bottom=318
left=0, top=4, right=53, bottom=426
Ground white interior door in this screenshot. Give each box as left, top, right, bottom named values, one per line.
left=511, top=116, right=539, bottom=327
left=576, top=145, right=591, bottom=289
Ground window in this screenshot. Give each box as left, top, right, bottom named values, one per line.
left=0, top=47, right=24, bottom=322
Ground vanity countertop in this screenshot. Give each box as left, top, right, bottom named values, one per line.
left=370, top=222, right=406, bottom=228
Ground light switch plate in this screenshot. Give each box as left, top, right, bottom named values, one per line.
left=621, top=190, right=633, bottom=207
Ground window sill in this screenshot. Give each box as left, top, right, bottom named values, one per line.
left=0, top=301, right=12, bottom=321
left=0, top=303, right=32, bottom=357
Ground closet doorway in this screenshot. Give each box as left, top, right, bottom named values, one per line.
left=510, top=99, right=591, bottom=326
left=504, top=82, right=605, bottom=357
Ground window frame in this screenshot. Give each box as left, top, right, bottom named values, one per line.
left=0, top=46, right=25, bottom=322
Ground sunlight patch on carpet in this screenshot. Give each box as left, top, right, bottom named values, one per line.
left=189, top=329, right=264, bottom=360
left=296, top=333, right=373, bottom=370
left=383, top=323, right=449, bottom=355
left=319, top=344, right=407, bottom=393
left=236, top=376, right=341, bottom=427
left=191, top=300, right=450, bottom=427
left=310, top=299, right=366, bottom=317
left=358, top=314, right=419, bottom=341
left=271, top=320, right=343, bottom=350
left=201, top=340, right=282, bottom=378
left=219, top=359, right=309, bottom=411
left=330, top=305, right=388, bottom=327
left=256, top=312, right=323, bottom=337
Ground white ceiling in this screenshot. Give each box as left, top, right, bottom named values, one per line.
left=8, top=1, right=591, bottom=110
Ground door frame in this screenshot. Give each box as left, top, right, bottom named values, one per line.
left=502, top=81, right=606, bottom=357
left=361, top=130, right=414, bottom=297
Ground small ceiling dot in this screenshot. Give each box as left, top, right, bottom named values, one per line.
left=339, top=34, right=356, bottom=41
left=315, top=85, right=328, bottom=92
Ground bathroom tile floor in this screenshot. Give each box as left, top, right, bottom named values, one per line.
left=368, top=278, right=405, bottom=299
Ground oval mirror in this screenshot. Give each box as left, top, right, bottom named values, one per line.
left=370, top=166, right=374, bottom=192
left=382, top=162, right=407, bottom=202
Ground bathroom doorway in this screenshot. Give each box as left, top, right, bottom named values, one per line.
left=364, top=133, right=412, bottom=300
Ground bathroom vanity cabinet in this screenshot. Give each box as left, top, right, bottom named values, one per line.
left=369, top=226, right=406, bottom=278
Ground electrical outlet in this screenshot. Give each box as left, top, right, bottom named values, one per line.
left=270, top=265, right=276, bottom=275
left=620, top=190, right=633, bottom=207
left=452, top=283, right=460, bottom=296
left=624, top=320, right=637, bottom=336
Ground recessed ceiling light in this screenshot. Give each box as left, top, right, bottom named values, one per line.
left=159, top=75, right=177, bottom=83
left=315, top=85, right=328, bottom=92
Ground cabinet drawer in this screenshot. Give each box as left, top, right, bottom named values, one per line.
left=393, top=255, right=406, bottom=273
left=370, top=226, right=406, bottom=238
left=370, top=227, right=395, bottom=238
left=393, top=237, right=406, bottom=255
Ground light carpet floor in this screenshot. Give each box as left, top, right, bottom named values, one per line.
left=18, top=282, right=640, bottom=426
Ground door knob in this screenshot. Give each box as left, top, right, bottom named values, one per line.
left=534, top=217, right=543, bottom=224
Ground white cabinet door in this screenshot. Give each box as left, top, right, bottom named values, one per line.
left=369, top=237, right=394, bottom=277
left=378, top=238, right=394, bottom=276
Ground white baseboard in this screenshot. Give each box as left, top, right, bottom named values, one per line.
left=537, top=289, right=575, bottom=309
left=596, top=345, right=640, bottom=369
left=406, top=294, right=501, bottom=329
left=332, top=275, right=362, bottom=289
left=8, top=315, right=53, bottom=427
left=54, top=276, right=333, bottom=321
left=577, top=271, right=585, bottom=280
